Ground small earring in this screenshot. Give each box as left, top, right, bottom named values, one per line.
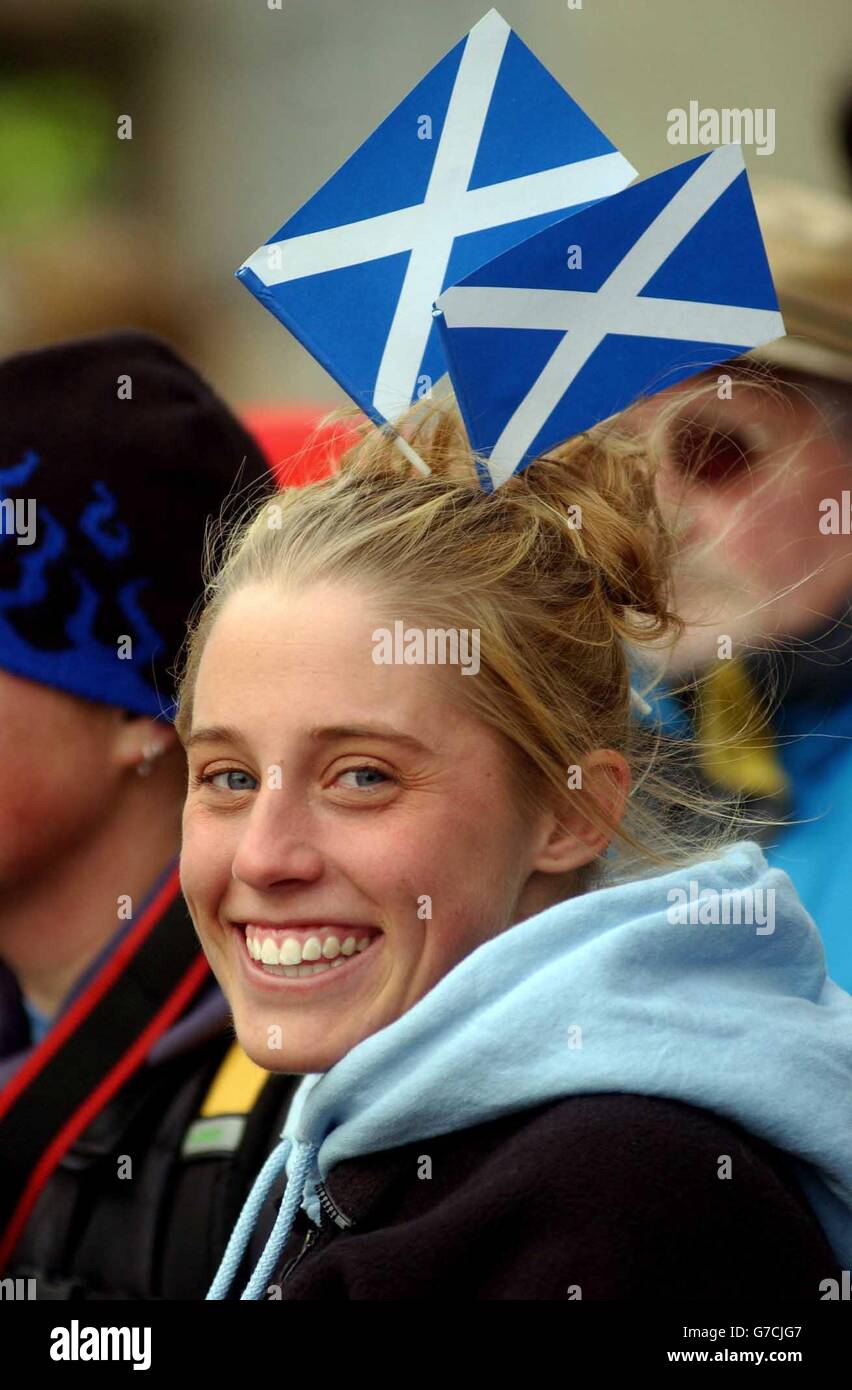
left=136, top=742, right=163, bottom=778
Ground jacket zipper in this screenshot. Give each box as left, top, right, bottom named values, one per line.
left=314, top=1180, right=354, bottom=1230
left=273, top=1184, right=350, bottom=1289
left=278, top=1226, right=318, bottom=1287
left=277, top=1181, right=354, bottom=1288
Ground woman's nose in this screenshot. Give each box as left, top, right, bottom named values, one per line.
left=230, top=789, right=323, bottom=890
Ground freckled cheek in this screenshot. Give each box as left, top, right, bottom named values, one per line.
left=180, top=806, right=236, bottom=920
left=428, top=823, right=521, bottom=946
left=427, top=809, right=502, bottom=887
left=381, top=824, right=493, bottom=939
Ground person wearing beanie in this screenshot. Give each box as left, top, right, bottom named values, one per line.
left=0, top=330, right=284, bottom=1299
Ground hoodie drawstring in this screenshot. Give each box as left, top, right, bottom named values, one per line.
left=240, top=1139, right=320, bottom=1300
left=207, top=1136, right=318, bottom=1300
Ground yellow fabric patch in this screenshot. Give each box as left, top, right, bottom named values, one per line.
left=695, top=658, right=790, bottom=799
left=200, top=1041, right=269, bottom=1118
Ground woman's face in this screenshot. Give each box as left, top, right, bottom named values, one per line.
left=180, top=580, right=565, bottom=1074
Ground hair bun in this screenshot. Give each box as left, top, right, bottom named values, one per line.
left=500, top=424, right=682, bottom=647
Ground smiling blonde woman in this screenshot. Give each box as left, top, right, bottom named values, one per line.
left=175, top=399, right=852, bottom=1302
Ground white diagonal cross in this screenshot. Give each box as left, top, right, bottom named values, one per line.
left=240, top=9, right=636, bottom=422
left=437, top=143, right=784, bottom=489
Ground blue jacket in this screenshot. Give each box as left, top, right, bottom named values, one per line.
left=641, top=609, right=852, bottom=992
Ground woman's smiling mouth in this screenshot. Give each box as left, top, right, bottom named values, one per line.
left=231, top=921, right=384, bottom=990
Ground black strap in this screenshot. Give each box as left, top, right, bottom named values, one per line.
left=0, top=871, right=209, bottom=1261
left=150, top=1068, right=299, bottom=1299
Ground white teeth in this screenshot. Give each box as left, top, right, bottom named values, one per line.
left=279, top=938, right=302, bottom=966
left=264, top=960, right=336, bottom=979
left=244, top=925, right=378, bottom=977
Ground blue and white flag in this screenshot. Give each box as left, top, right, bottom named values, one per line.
left=434, top=143, right=785, bottom=491
left=237, top=8, right=636, bottom=427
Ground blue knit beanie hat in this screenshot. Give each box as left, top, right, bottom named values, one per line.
left=0, top=330, right=271, bottom=721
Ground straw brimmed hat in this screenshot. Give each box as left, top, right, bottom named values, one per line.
left=747, top=177, right=852, bottom=385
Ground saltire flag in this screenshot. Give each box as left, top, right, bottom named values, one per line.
left=434, top=142, right=785, bottom=492
left=236, top=7, right=636, bottom=427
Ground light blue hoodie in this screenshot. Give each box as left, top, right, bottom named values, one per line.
left=207, top=840, right=852, bottom=1299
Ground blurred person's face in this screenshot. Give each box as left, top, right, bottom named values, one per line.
left=639, top=371, right=852, bottom=673
left=180, top=582, right=623, bottom=1074
left=0, top=670, right=124, bottom=896
left=0, top=669, right=180, bottom=972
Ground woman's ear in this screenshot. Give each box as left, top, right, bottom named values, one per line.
left=533, top=749, right=631, bottom=873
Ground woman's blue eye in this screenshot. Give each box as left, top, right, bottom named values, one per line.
left=338, top=766, right=390, bottom=790
left=204, top=769, right=258, bottom=792
left=197, top=766, right=391, bottom=794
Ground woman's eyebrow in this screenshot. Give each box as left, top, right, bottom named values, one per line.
left=185, top=722, right=431, bottom=754
left=185, top=724, right=245, bottom=750
left=309, top=723, right=430, bottom=754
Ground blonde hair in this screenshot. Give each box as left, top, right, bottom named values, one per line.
left=174, top=394, right=768, bottom=892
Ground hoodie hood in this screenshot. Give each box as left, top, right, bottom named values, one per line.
left=208, top=840, right=852, bottom=1299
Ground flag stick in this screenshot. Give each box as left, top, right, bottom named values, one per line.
left=391, top=431, right=432, bottom=477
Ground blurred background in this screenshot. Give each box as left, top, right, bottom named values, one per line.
left=0, top=0, right=850, bottom=410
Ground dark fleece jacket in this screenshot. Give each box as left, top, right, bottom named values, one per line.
left=233, top=1086, right=840, bottom=1301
